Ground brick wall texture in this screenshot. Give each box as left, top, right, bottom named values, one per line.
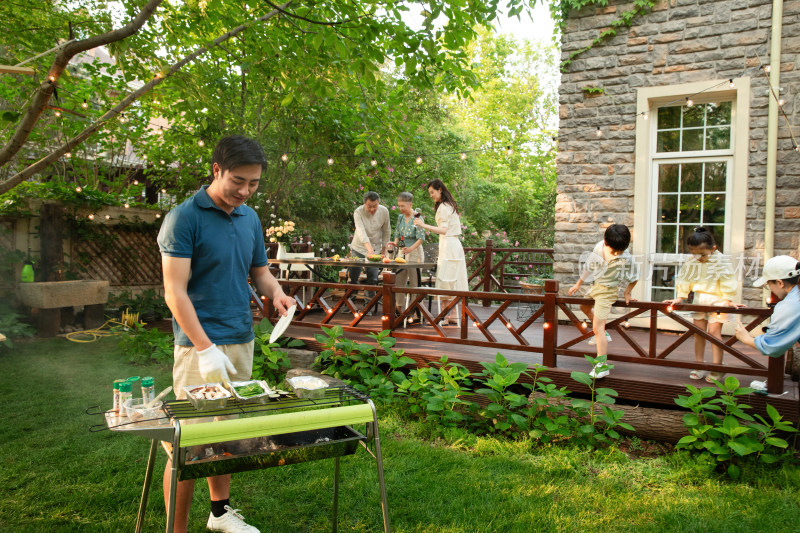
left=556, top=0, right=800, bottom=306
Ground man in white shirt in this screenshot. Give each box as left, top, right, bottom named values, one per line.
left=348, top=191, right=391, bottom=309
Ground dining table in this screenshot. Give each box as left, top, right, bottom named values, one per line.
left=268, top=257, right=437, bottom=283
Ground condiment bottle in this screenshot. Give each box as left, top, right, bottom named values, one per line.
left=399, top=236, right=405, bottom=259
left=118, top=381, right=133, bottom=417
left=112, top=379, right=126, bottom=413
left=141, top=376, right=155, bottom=404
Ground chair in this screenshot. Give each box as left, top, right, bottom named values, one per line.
left=516, top=280, right=544, bottom=321
left=279, top=251, right=315, bottom=305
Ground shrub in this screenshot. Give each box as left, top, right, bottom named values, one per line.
left=116, top=322, right=173, bottom=364
left=252, top=319, right=303, bottom=385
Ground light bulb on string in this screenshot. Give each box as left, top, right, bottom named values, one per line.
left=281, top=153, right=289, bottom=162
left=686, top=97, right=693, bottom=107
left=779, top=98, right=785, bottom=106
left=764, top=65, right=771, bottom=73
left=88, top=214, right=95, bottom=220
left=161, top=188, right=167, bottom=194
left=65, top=152, right=71, bottom=158
left=55, top=110, right=61, bottom=117
left=595, top=127, right=602, bottom=137
left=505, top=145, right=513, bottom=156
left=104, top=214, right=111, bottom=220
left=124, top=203, right=130, bottom=208
left=416, top=156, right=423, bottom=164
left=370, top=159, right=377, bottom=167
left=48, top=75, right=56, bottom=82
left=155, top=213, right=161, bottom=218
left=133, top=179, right=139, bottom=185
left=119, top=113, right=126, bottom=123
left=81, top=99, right=88, bottom=109
left=160, top=160, right=165, bottom=165
left=460, top=152, right=467, bottom=160
left=327, top=156, right=334, bottom=166
left=75, top=186, right=82, bottom=193
left=197, top=139, right=205, bottom=147
left=642, top=111, right=649, bottom=120
left=153, top=98, right=160, bottom=105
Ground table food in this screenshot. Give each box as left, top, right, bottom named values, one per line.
left=395, top=257, right=407, bottom=263
left=382, top=257, right=392, bottom=263
left=331, top=254, right=341, bottom=261
left=287, top=376, right=329, bottom=399
left=367, top=254, right=383, bottom=262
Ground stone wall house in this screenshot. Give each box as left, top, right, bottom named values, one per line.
left=555, top=0, right=800, bottom=312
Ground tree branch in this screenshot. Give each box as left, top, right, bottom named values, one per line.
left=0, top=3, right=290, bottom=195
left=263, top=0, right=354, bottom=26
left=0, top=0, right=164, bottom=168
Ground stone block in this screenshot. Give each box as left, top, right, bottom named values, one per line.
left=670, top=40, right=719, bottom=54
left=669, top=5, right=700, bottom=19
left=720, top=30, right=769, bottom=47
left=783, top=207, right=800, bottom=219
left=651, top=32, right=683, bottom=44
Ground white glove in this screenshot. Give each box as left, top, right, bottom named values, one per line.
left=196, top=344, right=236, bottom=383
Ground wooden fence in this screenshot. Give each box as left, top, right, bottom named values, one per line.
left=260, top=276, right=785, bottom=395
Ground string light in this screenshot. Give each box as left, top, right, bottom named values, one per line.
left=370, top=159, right=377, bottom=167
left=119, top=113, right=126, bottom=123
left=124, top=203, right=130, bottom=208
left=642, top=111, right=649, bottom=120
left=416, top=156, right=423, bottom=164
left=104, top=214, right=111, bottom=220
left=155, top=213, right=161, bottom=218
left=48, top=75, right=55, bottom=82
left=666, top=305, right=674, bottom=313
left=133, top=179, right=139, bottom=185
left=81, top=99, right=88, bottom=109
left=729, top=79, right=735, bottom=89
left=685, top=97, right=693, bottom=107
left=281, top=153, right=288, bottom=162
left=160, top=188, right=167, bottom=194
left=65, top=152, right=71, bottom=158
left=543, top=322, right=551, bottom=330
left=159, top=160, right=165, bottom=165
left=764, top=65, right=771, bottom=73
left=54, top=110, right=61, bottom=117
left=779, top=98, right=785, bottom=106
left=623, top=321, right=630, bottom=328
left=327, top=156, right=334, bottom=165
left=88, top=214, right=95, bottom=220
left=197, top=139, right=204, bottom=147
left=505, top=145, right=513, bottom=156
left=75, top=186, right=82, bottom=193
left=595, top=127, right=602, bottom=137
left=460, top=152, right=467, bottom=160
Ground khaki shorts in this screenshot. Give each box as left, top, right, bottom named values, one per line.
left=173, top=341, right=255, bottom=399
left=691, top=292, right=728, bottom=324
left=588, top=284, right=618, bottom=321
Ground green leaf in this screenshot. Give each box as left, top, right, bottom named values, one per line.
left=765, top=437, right=789, bottom=449
left=570, top=371, right=592, bottom=386
left=280, top=93, right=294, bottom=107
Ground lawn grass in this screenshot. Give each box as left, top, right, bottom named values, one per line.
left=1, top=337, right=799, bottom=532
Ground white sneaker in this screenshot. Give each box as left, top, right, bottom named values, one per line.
left=587, top=332, right=612, bottom=346
left=589, top=365, right=610, bottom=379
left=207, top=506, right=260, bottom=533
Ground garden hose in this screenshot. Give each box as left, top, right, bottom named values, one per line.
left=66, top=310, right=142, bottom=343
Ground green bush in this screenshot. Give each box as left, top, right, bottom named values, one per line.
left=675, top=376, right=797, bottom=478
left=116, top=322, right=173, bottom=364
left=0, top=302, right=35, bottom=351
left=252, top=318, right=303, bottom=385
left=397, top=355, right=476, bottom=427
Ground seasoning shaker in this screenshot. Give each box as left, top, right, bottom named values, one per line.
left=118, top=381, right=133, bottom=417
left=112, top=379, right=126, bottom=413
left=141, top=376, right=155, bottom=404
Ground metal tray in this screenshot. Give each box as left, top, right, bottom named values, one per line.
left=287, top=376, right=329, bottom=399
left=182, top=383, right=232, bottom=411
left=227, top=380, right=273, bottom=404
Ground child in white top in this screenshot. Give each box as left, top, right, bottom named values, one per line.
left=664, top=227, right=743, bottom=383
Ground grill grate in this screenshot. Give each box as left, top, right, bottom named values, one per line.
left=163, top=385, right=369, bottom=420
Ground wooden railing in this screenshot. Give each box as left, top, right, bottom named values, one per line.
left=465, top=240, right=554, bottom=301
left=260, top=277, right=785, bottom=394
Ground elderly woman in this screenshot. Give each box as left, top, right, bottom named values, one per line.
left=413, top=179, right=468, bottom=326
left=390, top=192, right=426, bottom=318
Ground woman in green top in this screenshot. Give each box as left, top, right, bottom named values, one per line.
left=390, top=192, right=425, bottom=315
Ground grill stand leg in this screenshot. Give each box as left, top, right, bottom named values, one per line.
left=332, top=456, right=340, bottom=533
left=166, top=424, right=182, bottom=533
left=371, top=422, right=391, bottom=533
left=135, top=439, right=159, bottom=533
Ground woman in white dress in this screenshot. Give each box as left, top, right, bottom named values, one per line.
left=414, top=179, right=469, bottom=326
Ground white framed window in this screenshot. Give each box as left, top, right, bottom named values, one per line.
left=633, top=79, right=750, bottom=316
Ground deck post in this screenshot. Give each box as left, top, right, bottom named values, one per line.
left=543, top=279, right=559, bottom=368
left=483, top=239, right=494, bottom=307
left=767, top=352, right=785, bottom=394
left=382, top=271, right=396, bottom=333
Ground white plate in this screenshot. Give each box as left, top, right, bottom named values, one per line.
left=269, top=305, right=296, bottom=344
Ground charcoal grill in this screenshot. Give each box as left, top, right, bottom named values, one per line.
left=95, top=386, right=390, bottom=533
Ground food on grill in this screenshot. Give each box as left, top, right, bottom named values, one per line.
left=395, top=257, right=407, bottom=263
left=234, top=382, right=265, bottom=398
left=367, top=254, right=383, bottom=262
left=189, top=384, right=229, bottom=400
left=287, top=376, right=329, bottom=398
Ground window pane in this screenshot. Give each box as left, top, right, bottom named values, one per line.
left=652, top=264, right=677, bottom=287
left=658, top=164, right=679, bottom=192
left=658, top=194, right=678, bottom=223
left=706, top=126, right=731, bottom=150
left=704, top=162, right=726, bottom=191
left=678, top=225, right=696, bottom=253
left=658, top=106, right=681, bottom=129
left=652, top=287, right=676, bottom=301
left=681, top=163, right=703, bottom=192
left=703, top=194, right=726, bottom=223
left=657, top=130, right=680, bottom=152
left=682, top=128, right=703, bottom=151
left=706, top=101, right=732, bottom=126
left=711, top=225, right=725, bottom=252
left=656, top=224, right=677, bottom=253
left=683, top=105, right=705, bottom=128
left=680, top=195, right=702, bottom=223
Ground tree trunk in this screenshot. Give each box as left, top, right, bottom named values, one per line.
left=39, top=203, right=64, bottom=282
left=530, top=392, right=690, bottom=443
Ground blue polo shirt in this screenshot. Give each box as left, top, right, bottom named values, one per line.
left=755, top=285, right=800, bottom=357
left=157, top=185, right=268, bottom=346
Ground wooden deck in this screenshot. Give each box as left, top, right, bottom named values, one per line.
left=273, top=301, right=799, bottom=422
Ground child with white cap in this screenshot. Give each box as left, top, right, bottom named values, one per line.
left=735, top=255, right=800, bottom=356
